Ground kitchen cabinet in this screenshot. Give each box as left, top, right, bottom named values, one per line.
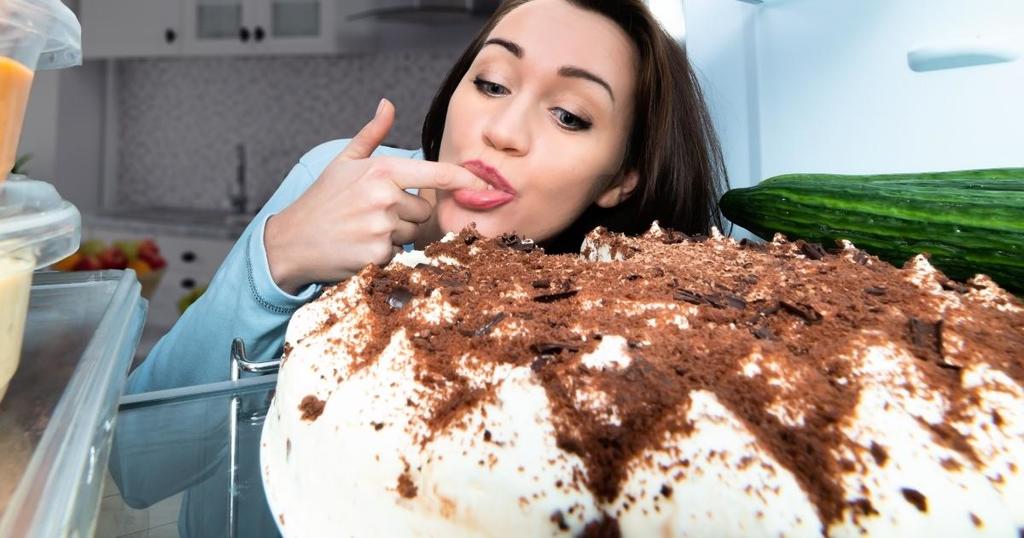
left=148, top=234, right=234, bottom=328
left=181, top=0, right=337, bottom=55
left=80, top=0, right=183, bottom=59
left=81, top=0, right=336, bottom=57
left=83, top=222, right=234, bottom=330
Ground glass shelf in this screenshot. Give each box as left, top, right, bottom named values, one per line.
left=107, top=377, right=280, bottom=538
left=0, top=270, right=146, bottom=537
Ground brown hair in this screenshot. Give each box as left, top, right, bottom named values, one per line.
left=421, top=0, right=727, bottom=253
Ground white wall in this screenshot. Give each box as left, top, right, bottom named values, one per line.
left=55, top=60, right=107, bottom=214
left=17, top=70, right=61, bottom=182
left=754, top=0, right=1024, bottom=177
left=687, top=0, right=1024, bottom=184
left=684, top=0, right=761, bottom=190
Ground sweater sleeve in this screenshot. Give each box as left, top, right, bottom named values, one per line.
left=125, top=140, right=424, bottom=394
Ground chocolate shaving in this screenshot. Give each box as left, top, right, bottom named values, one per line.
left=414, top=263, right=445, bottom=274
left=673, top=289, right=703, bottom=305
left=532, top=289, right=579, bottom=303
left=908, top=317, right=942, bottom=356
left=799, top=241, right=828, bottom=260
left=869, top=442, right=888, bottom=466
left=758, top=303, right=782, bottom=316
left=581, top=514, right=621, bottom=538
left=739, top=238, right=768, bottom=250
left=900, top=488, right=928, bottom=512
left=725, top=294, right=748, bottom=309
left=474, top=312, right=508, bottom=337
left=753, top=325, right=775, bottom=340
left=940, top=279, right=970, bottom=294
left=660, top=230, right=690, bottom=244
left=531, top=341, right=580, bottom=355
left=387, top=287, right=414, bottom=310
left=500, top=233, right=538, bottom=252
left=779, top=301, right=823, bottom=324
left=550, top=510, right=570, bottom=531
left=531, top=356, right=552, bottom=372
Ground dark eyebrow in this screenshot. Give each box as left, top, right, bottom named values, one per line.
left=558, top=66, right=614, bottom=103
left=482, top=38, right=522, bottom=58
left=482, top=38, right=615, bottom=103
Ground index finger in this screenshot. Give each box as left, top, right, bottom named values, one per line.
left=377, top=157, right=485, bottom=191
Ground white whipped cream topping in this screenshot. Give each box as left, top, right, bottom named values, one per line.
left=263, top=234, right=1024, bottom=537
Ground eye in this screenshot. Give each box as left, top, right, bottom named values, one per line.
left=551, top=108, right=593, bottom=132
left=472, top=77, right=510, bottom=97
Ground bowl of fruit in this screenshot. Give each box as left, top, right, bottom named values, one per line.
left=51, top=238, right=167, bottom=299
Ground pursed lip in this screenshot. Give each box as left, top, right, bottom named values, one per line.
left=452, top=159, right=517, bottom=210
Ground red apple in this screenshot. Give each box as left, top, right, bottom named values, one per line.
left=138, top=239, right=160, bottom=259
left=140, top=250, right=167, bottom=270
left=99, top=246, right=129, bottom=270
left=74, top=255, right=103, bottom=271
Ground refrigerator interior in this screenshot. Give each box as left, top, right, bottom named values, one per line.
left=685, top=0, right=1024, bottom=197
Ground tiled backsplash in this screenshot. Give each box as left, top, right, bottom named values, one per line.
left=116, top=50, right=461, bottom=210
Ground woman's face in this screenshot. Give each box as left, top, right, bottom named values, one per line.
left=435, top=0, right=639, bottom=241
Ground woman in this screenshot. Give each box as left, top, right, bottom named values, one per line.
left=127, top=0, right=726, bottom=394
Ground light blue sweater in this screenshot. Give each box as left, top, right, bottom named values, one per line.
left=126, top=140, right=424, bottom=394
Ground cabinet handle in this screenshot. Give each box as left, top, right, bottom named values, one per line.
left=181, top=278, right=196, bottom=289
left=181, top=251, right=196, bottom=263
left=239, top=26, right=251, bottom=42
left=165, top=28, right=177, bottom=44
left=254, top=26, right=265, bottom=42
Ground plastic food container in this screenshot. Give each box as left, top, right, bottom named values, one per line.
left=0, top=0, right=81, bottom=178
left=0, top=269, right=145, bottom=536
left=0, top=0, right=82, bottom=401
left=0, top=176, right=81, bottom=401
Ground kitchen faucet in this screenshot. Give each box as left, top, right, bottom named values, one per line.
left=228, top=143, right=248, bottom=214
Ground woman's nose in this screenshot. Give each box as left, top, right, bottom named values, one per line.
left=482, top=102, right=531, bottom=156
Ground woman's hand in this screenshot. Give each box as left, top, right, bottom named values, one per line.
left=264, top=99, right=481, bottom=293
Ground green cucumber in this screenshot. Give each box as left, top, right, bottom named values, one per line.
left=718, top=168, right=1024, bottom=293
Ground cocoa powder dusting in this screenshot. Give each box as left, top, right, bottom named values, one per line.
left=397, top=472, right=417, bottom=499
left=308, top=225, right=1023, bottom=526
left=298, top=395, right=325, bottom=421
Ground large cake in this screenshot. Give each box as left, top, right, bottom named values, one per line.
left=261, top=224, right=1023, bottom=537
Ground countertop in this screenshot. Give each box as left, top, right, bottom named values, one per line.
left=85, top=207, right=255, bottom=240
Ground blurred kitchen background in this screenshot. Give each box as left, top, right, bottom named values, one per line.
left=18, top=0, right=509, bottom=363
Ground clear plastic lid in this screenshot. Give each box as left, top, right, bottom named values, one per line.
left=0, top=0, right=82, bottom=71
left=0, top=175, right=81, bottom=275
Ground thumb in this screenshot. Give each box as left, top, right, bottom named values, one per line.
left=338, top=98, right=395, bottom=161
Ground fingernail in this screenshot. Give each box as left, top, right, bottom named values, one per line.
left=375, top=98, right=386, bottom=118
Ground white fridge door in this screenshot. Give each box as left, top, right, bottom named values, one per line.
left=686, top=0, right=1024, bottom=189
